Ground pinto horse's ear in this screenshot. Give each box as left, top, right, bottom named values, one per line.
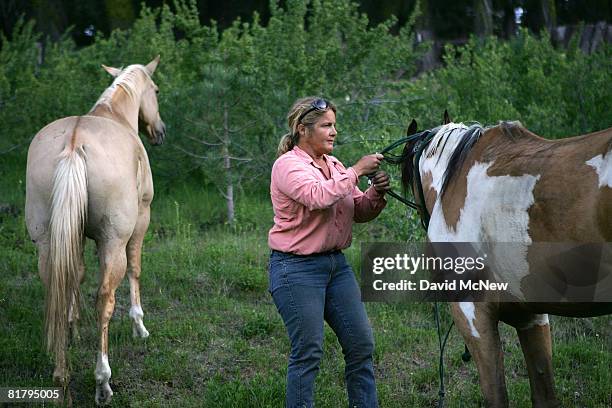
left=102, top=64, right=122, bottom=78
left=145, top=55, right=160, bottom=76
left=443, top=109, right=451, bottom=124
left=407, top=119, right=418, bottom=136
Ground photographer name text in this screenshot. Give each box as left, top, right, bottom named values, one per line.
left=372, top=279, right=508, bottom=291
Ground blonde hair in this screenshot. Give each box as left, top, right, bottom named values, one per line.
left=277, top=96, right=337, bottom=157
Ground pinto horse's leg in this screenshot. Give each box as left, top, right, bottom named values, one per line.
left=126, top=205, right=150, bottom=338
left=516, top=315, right=560, bottom=408
left=451, top=302, right=508, bottom=407
left=94, top=239, right=128, bottom=406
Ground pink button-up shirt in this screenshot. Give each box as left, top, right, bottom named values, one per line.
left=268, top=146, right=386, bottom=255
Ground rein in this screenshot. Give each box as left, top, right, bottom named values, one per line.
left=374, top=127, right=457, bottom=408
left=373, top=128, right=438, bottom=229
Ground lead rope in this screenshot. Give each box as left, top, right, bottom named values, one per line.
left=375, top=129, right=457, bottom=408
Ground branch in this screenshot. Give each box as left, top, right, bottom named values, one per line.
left=185, top=133, right=224, bottom=147
left=228, top=156, right=253, bottom=162
left=172, top=144, right=214, bottom=160
left=215, top=183, right=229, bottom=200
left=228, top=121, right=257, bottom=134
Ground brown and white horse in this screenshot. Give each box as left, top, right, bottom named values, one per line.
left=25, top=56, right=165, bottom=405
left=401, top=118, right=612, bottom=407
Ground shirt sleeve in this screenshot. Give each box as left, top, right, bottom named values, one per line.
left=273, top=156, right=359, bottom=210
left=353, top=185, right=387, bottom=223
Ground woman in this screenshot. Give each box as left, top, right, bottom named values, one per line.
left=268, top=96, right=390, bottom=408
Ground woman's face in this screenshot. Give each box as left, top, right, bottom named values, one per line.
left=301, top=109, right=337, bottom=157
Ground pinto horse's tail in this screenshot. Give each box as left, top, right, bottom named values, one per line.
left=45, top=146, right=87, bottom=358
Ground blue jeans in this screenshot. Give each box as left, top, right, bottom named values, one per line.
left=268, top=250, right=378, bottom=408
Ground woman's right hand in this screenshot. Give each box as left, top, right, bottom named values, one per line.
left=351, top=153, right=383, bottom=177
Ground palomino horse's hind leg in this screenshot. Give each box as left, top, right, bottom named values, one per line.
left=451, top=302, right=509, bottom=407
left=35, top=238, right=71, bottom=403
left=94, top=239, right=128, bottom=406
left=68, top=244, right=86, bottom=342
left=126, top=205, right=151, bottom=338
left=516, top=315, right=560, bottom=408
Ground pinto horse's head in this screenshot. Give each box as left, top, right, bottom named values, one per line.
left=400, top=118, right=420, bottom=200
left=400, top=111, right=482, bottom=215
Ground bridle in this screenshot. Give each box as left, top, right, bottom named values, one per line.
left=371, top=127, right=440, bottom=230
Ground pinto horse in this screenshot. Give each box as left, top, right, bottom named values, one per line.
left=25, top=56, right=165, bottom=405
left=400, top=118, right=612, bottom=407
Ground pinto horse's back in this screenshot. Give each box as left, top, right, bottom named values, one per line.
left=481, top=126, right=612, bottom=242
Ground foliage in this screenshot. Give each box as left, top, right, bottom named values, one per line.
left=0, top=0, right=610, bottom=224
left=402, top=30, right=611, bottom=137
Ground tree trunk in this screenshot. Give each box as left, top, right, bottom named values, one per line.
left=104, top=0, right=135, bottom=31
left=474, top=0, right=494, bottom=38
left=415, top=0, right=438, bottom=72
left=501, top=0, right=517, bottom=39
left=32, top=0, right=67, bottom=41
left=223, top=102, right=235, bottom=224
left=540, top=0, right=556, bottom=33
left=524, top=0, right=556, bottom=33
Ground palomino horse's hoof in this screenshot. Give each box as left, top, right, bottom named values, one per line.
left=132, top=323, right=150, bottom=338
left=95, top=383, right=113, bottom=406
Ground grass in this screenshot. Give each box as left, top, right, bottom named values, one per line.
left=0, top=162, right=611, bottom=407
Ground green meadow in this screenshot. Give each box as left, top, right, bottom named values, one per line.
left=1, top=158, right=610, bottom=406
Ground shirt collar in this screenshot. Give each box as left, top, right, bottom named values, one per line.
left=292, top=145, right=340, bottom=169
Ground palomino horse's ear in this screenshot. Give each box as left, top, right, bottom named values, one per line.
left=145, top=55, right=160, bottom=76
left=443, top=109, right=451, bottom=124
left=407, top=119, right=418, bottom=136
left=102, top=64, right=122, bottom=78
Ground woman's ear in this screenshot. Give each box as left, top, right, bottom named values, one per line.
left=297, top=123, right=306, bottom=137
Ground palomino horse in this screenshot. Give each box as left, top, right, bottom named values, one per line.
left=400, top=117, right=612, bottom=407
left=25, top=56, right=165, bottom=405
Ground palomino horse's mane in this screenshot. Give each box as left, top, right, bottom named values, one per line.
left=401, top=121, right=525, bottom=199
left=91, top=65, right=150, bottom=112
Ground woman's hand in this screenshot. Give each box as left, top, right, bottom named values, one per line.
left=351, top=154, right=383, bottom=177
left=369, top=171, right=391, bottom=194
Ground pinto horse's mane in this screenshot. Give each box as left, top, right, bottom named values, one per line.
left=401, top=121, right=525, bottom=199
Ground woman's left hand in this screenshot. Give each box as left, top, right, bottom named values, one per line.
left=370, top=171, right=391, bottom=194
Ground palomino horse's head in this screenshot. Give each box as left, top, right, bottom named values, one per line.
left=102, top=56, right=166, bottom=145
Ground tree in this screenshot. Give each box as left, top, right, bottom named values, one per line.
left=474, top=0, right=494, bottom=37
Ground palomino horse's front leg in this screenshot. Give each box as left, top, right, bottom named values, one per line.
left=516, top=315, right=560, bottom=408
left=94, top=239, right=128, bottom=405
left=451, top=302, right=509, bottom=407
left=126, top=205, right=151, bottom=338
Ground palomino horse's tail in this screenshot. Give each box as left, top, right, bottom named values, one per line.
left=45, top=146, right=87, bottom=358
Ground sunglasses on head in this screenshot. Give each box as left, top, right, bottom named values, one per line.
left=298, top=98, right=329, bottom=123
